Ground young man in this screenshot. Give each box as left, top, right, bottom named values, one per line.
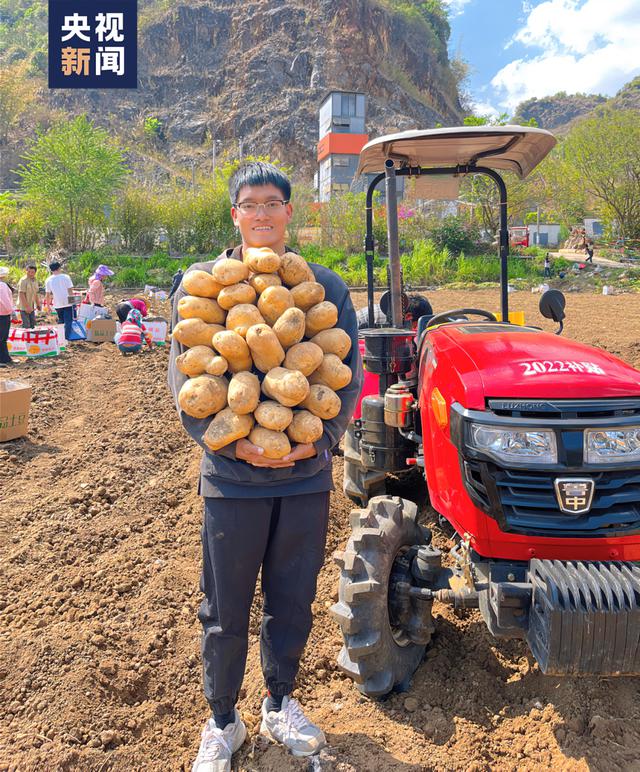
left=44, top=261, right=74, bottom=340
left=168, top=162, right=362, bottom=772
left=17, top=264, right=41, bottom=329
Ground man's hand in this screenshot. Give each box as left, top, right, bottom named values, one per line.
left=281, top=443, right=316, bottom=463
left=236, top=438, right=295, bottom=468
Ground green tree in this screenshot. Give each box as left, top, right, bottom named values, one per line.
left=16, top=115, right=129, bottom=250
left=551, top=109, right=640, bottom=238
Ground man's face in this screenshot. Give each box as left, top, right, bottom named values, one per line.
left=27, top=268, right=36, bottom=279
left=231, top=183, right=292, bottom=252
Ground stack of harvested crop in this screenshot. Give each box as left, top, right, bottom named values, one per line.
left=172, top=248, right=353, bottom=459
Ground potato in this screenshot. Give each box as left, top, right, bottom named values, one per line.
left=310, top=328, right=352, bottom=360
left=254, top=401, right=293, bottom=432
left=278, top=252, right=315, bottom=287
left=211, top=258, right=250, bottom=286
left=172, top=319, right=225, bottom=348
left=245, top=324, right=285, bottom=373
left=309, top=353, right=352, bottom=391
left=283, top=342, right=324, bottom=376
left=301, top=384, right=341, bottom=419
left=227, top=371, right=260, bottom=415
left=217, top=282, right=257, bottom=310
left=178, top=295, right=226, bottom=325
left=244, top=247, right=281, bottom=274
left=262, top=367, right=310, bottom=407
left=205, top=355, right=228, bottom=376
left=257, top=285, right=294, bottom=326
left=287, top=410, right=324, bottom=444
left=305, top=301, right=338, bottom=338
left=225, top=304, right=265, bottom=338
left=272, top=307, right=305, bottom=349
left=212, top=330, right=253, bottom=373
left=178, top=375, right=228, bottom=419
left=248, top=427, right=291, bottom=459
left=249, top=273, right=282, bottom=294
left=203, top=408, right=254, bottom=451
left=291, top=281, right=325, bottom=312
left=175, top=345, right=217, bottom=377
left=182, top=269, right=223, bottom=298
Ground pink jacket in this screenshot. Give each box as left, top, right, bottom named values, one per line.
left=0, top=281, right=13, bottom=315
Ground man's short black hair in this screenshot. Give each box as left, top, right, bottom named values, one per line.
left=26, top=264, right=37, bottom=270
left=406, top=294, right=433, bottom=322
left=228, top=161, right=291, bottom=204
left=49, top=261, right=61, bottom=272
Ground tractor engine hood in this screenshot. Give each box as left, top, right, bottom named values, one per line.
left=434, top=324, right=640, bottom=409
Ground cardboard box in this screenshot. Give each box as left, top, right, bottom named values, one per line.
left=8, top=326, right=60, bottom=358
left=0, top=379, right=32, bottom=442
left=86, top=318, right=117, bottom=343
left=143, top=317, right=168, bottom=345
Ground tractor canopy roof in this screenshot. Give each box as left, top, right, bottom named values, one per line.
left=356, top=125, right=557, bottom=180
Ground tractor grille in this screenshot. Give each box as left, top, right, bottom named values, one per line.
left=493, top=467, right=640, bottom=537
left=488, top=397, right=640, bottom=420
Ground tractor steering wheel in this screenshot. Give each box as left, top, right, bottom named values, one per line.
left=427, top=308, right=497, bottom=328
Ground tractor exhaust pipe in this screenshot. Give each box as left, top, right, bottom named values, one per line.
left=384, top=159, right=403, bottom=328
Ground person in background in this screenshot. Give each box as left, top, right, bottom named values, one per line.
left=356, top=293, right=433, bottom=330
left=129, top=296, right=148, bottom=317
left=44, top=261, right=74, bottom=341
left=87, top=264, right=114, bottom=306
left=585, top=241, right=594, bottom=263
left=17, top=264, right=41, bottom=329
left=169, top=268, right=184, bottom=302
left=115, top=308, right=151, bottom=354
left=544, top=254, right=551, bottom=277
left=0, top=266, right=15, bottom=367
left=115, top=301, right=134, bottom=324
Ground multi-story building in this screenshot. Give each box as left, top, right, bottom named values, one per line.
left=315, top=91, right=368, bottom=202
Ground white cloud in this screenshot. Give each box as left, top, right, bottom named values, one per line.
left=443, top=0, right=473, bottom=17
left=468, top=99, right=501, bottom=119
left=490, top=0, right=640, bottom=109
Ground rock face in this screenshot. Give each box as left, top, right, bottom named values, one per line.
left=49, top=0, right=465, bottom=174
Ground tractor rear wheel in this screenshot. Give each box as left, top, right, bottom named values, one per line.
left=330, top=496, right=431, bottom=697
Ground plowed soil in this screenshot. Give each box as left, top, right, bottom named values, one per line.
left=2, top=289, right=640, bottom=772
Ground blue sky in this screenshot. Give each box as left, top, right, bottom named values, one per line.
left=445, top=0, right=640, bottom=116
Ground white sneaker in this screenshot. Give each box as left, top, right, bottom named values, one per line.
left=260, top=695, right=326, bottom=757
left=192, top=710, right=247, bottom=772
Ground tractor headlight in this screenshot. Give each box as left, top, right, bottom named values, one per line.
left=469, top=424, right=557, bottom=464
left=585, top=427, right=640, bottom=463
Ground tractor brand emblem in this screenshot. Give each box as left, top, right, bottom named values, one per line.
left=554, top=478, right=595, bottom=514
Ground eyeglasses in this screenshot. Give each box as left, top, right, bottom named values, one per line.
left=234, top=200, right=289, bottom=215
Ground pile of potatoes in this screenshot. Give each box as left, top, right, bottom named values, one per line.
left=173, top=248, right=353, bottom=459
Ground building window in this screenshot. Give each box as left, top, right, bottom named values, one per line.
left=332, top=156, right=349, bottom=167
left=341, top=93, right=356, bottom=117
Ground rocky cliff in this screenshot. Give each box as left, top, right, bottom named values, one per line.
left=513, top=77, right=640, bottom=133
left=47, top=0, right=465, bottom=178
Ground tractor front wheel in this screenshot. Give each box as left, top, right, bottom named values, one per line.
left=330, top=496, right=431, bottom=697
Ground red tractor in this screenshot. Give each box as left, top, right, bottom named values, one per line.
left=332, top=126, right=640, bottom=698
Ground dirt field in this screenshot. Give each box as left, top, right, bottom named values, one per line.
left=2, top=288, right=640, bottom=772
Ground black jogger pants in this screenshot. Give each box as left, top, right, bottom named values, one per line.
left=199, top=491, right=330, bottom=715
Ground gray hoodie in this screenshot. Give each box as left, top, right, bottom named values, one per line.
left=167, top=246, right=363, bottom=498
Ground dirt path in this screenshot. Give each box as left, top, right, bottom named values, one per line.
left=2, top=290, right=640, bottom=771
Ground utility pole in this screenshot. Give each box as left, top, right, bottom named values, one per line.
left=212, top=138, right=216, bottom=175
left=191, top=160, right=196, bottom=189
left=238, top=139, right=244, bottom=160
